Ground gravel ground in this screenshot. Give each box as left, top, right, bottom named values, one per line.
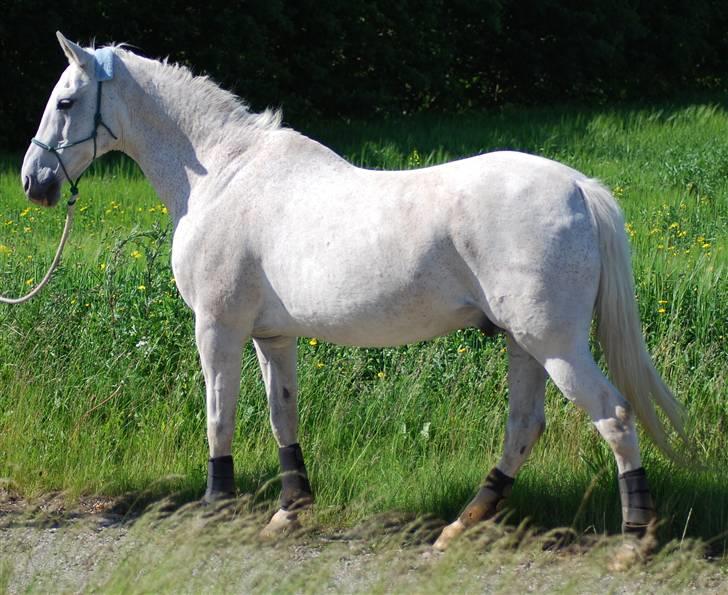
left=2, top=490, right=726, bottom=594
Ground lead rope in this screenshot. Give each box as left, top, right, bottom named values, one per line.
left=0, top=192, right=77, bottom=304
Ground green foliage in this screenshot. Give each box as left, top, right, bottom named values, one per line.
left=3, top=1, right=728, bottom=148
left=0, top=102, right=726, bottom=548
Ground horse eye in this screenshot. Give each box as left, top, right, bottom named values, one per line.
left=56, top=98, right=74, bottom=111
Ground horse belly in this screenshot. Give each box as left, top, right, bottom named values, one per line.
left=256, top=262, right=485, bottom=347
left=307, top=298, right=483, bottom=347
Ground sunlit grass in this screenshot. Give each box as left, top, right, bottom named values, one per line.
left=0, top=101, right=725, bottom=552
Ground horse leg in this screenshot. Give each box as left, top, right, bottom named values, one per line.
left=196, top=315, right=248, bottom=503
left=433, top=335, right=547, bottom=551
left=254, top=336, right=312, bottom=537
left=536, top=342, right=656, bottom=536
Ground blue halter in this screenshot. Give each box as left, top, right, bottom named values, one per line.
left=31, top=48, right=118, bottom=202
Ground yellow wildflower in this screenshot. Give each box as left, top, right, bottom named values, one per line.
left=702, top=243, right=711, bottom=249
left=457, top=346, right=468, bottom=354
left=19, top=208, right=30, bottom=217
left=658, top=300, right=668, bottom=304
left=99, top=263, right=107, bottom=271
left=131, top=250, right=142, bottom=259
left=0, top=244, right=11, bottom=255
left=137, top=284, right=146, bottom=291
left=315, top=362, right=325, bottom=369
left=377, top=371, right=386, bottom=379
left=657, top=308, right=666, bottom=314
left=308, top=338, right=318, bottom=347
left=25, top=278, right=34, bottom=286
left=23, top=226, right=31, bottom=233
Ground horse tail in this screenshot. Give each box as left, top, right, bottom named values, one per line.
left=577, top=178, right=687, bottom=461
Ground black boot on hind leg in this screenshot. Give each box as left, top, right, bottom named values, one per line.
left=610, top=467, right=658, bottom=571
left=619, top=467, right=656, bottom=538
left=202, top=455, right=236, bottom=504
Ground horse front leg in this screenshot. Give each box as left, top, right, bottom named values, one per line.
left=254, top=336, right=313, bottom=537
left=196, top=315, right=248, bottom=503
left=433, top=335, right=547, bottom=551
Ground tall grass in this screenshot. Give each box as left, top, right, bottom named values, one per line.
left=0, top=101, right=725, bottom=548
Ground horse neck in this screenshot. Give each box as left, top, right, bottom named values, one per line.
left=116, top=53, right=264, bottom=224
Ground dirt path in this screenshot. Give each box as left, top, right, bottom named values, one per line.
left=2, top=491, right=726, bottom=593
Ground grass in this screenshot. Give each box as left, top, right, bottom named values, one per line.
left=0, top=101, right=726, bottom=555
left=2, top=499, right=726, bottom=593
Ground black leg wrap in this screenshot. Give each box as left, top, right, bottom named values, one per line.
left=203, top=455, right=235, bottom=503
left=483, top=467, right=515, bottom=495
left=460, top=466, right=514, bottom=525
left=279, top=443, right=313, bottom=511
left=619, top=467, right=656, bottom=537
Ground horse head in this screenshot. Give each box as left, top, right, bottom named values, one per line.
left=21, top=32, right=121, bottom=206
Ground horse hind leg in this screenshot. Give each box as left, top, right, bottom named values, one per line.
left=535, top=341, right=656, bottom=536
left=433, top=335, right=547, bottom=551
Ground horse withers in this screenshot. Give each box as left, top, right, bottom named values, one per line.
left=21, top=33, right=687, bottom=549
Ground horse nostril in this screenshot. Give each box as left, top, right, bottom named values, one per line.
left=23, top=175, right=31, bottom=193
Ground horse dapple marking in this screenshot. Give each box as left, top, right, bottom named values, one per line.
left=22, top=33, right=687, bottom=547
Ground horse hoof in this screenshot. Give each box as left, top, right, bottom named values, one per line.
left=432, top=519, right=466, bottom=552
left=260, top=508, right=301, bottom=539
left=609, top=530, right=658, bottom=572
left=609, top=540, right=642, bottom=572
left=200, top=489, right=235, bottom=506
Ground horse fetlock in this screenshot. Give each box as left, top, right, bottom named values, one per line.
left=279, top=443, right=313, bottom=511
left=202, top=455, right=236, bottom=504
left=461, top=467, right=514, bottom=524
left=433, top=467, right=514, bottom=552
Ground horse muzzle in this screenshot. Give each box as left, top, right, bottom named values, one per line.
left=22, top=171, right=61, bottom=207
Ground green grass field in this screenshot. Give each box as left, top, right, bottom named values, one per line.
left=0, top=101, right=725, bottom=553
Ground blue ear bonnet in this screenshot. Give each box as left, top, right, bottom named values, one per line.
left=94, top=47, right=114, bottom=81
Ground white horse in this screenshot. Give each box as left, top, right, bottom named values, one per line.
left=22, top=33, right=686, bottom=548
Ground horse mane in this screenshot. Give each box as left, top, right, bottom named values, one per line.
left=106, top=44, right=282, bottom=138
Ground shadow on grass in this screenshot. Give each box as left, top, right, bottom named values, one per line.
left=2, top=464, right=726, bottom=558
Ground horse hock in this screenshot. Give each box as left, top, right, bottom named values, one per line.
left=433, top=467, right=514, bottom=551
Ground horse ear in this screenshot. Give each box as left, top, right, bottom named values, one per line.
left=56, top=31, right=93, bottom=71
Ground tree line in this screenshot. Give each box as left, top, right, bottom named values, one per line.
left=2, top=0, right=727, bottom=149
